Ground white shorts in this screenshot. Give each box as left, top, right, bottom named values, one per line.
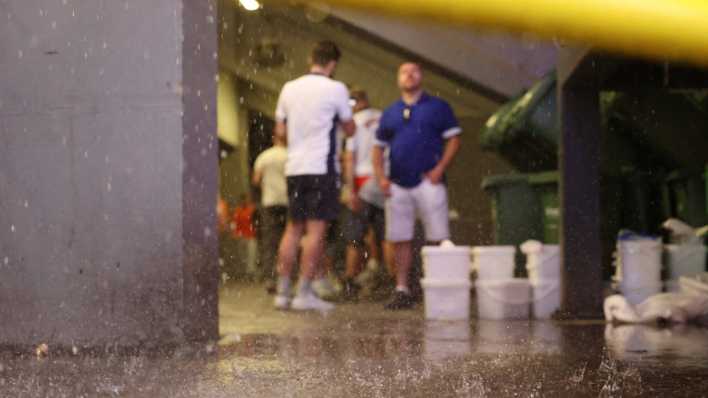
left=385, top=178, right=450, bottom=242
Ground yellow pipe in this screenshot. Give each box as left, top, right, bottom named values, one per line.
left=310, top=0, right=708, bottom=66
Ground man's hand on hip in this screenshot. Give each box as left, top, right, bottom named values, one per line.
left=426, top=167, right=444, bottom=185
left=378, top=176, right=392, bottom=197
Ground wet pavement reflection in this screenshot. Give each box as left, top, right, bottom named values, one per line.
left=2, top=282, right=708, bottom=397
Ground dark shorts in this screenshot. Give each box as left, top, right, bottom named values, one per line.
left=287, top=173, right=340, bottom=221
left=343, top=200, right=385, bottom=245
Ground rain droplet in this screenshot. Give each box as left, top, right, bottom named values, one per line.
left=24, top=200, right=28, bottom=208
left=204, top=227, right=212, bottom=237
left=17, top=50, right=23, bottom=59
left=106, top=182, right=112, bottom=192
left=3, top=257, right=8, bottom=265
left=213, top=74, right=220, bottom=83
left=51, top=21, right=57, bottom=29
left=220, top=150, right=228, bottom=159
left=239, top=96, right=244, bottom=104
left=83, top=151, right=88, bottom=158
left=196, top=90, right=201, bottom=97
left=10, top=225, right=15, bottom=233
left=200, top=148, right=207, bottom=157
left=102, top=41, right=108, bottom=49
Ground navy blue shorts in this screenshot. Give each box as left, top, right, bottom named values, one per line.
left=286, top=174, right=340, bottom=221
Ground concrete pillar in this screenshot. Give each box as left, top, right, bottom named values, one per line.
left=0, top=0, right=218, bottom=346
left=557, top=50, right=604, bottom=318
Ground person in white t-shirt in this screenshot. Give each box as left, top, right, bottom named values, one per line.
left=341, top=89, right=389, bottom=300
left=252, top=133, right=288, bottom=292
left=272, top=41, right=356, bottom=311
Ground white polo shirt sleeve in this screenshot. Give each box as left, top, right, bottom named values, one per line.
left=334, top=83, right=353, bottom=122
left=275, top=83, right=289, bottom=122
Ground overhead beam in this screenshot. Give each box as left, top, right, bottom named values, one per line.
left=302, top=0, right=708, bottom=67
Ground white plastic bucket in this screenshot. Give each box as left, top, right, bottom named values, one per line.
left=521, top=242, right=560, bottom=283
left=616, top=239, right=662, bottom=288
left=421, top=278, right=471, bottom=320
left=665, top=244, right=707, bottom=280
left=679, top=274, right=708, bottom=296
left=475, top=278, right=530, bottom=320
left=619, top=281, right=662, bottom=306
left=472, top=246, right=516, bottom=280
left=422, top=246, right=472, bottom=280
left=531, top=280, right=560, bottom=319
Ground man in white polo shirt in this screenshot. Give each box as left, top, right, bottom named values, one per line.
left=273, top=41, right=355, bottom=311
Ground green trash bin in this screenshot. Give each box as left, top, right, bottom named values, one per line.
left=528, top=171, right=561, bottom=244
left=482, top=174, right=544, bottom=275
left=663, top=169, right=708, bottom=227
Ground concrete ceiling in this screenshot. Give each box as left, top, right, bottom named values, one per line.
left=218, top=2, right=533, bottom=121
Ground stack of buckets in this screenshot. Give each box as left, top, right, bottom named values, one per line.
left=521, top=241, right=561, bottom=319
left=614, top=235, right=662, bottom=305
left=473, top=246, right=531, bottom=320
left=421, top=242, right=473, bottom=320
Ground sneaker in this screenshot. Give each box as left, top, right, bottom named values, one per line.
left=312, top=278, right=339, bottom=300
left=274, top=294, right=290, bottom=310
left=340, top=279, right=361, bottom=302
left=291, top=293, right=335, bottom=311
left=384, top=291, right=415, bottom=310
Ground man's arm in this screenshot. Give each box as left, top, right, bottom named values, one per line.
left=252, top=169, right=263, bottom=187
left=340, top=119, right=356, bottom=137
left=426, top=135, right=461, bottom=184
left=343, top=150, right=361, bottom=210
left=372, top=145, right=391, bottom=196
left=274, top=120, right=287, bottom=140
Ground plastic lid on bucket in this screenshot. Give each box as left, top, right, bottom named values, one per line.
left=422, top=246, right=472, bottom=256
left=421, top=278, right=472, bottom=288
left=472, top=246, right=516, bottom=255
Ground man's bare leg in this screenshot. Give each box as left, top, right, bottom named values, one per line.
left=274, top=221, right=304, bottom=303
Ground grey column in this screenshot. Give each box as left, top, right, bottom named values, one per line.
left=0, top=0, right=218, bottom=346
left=558, top=51, right=604, bottom=318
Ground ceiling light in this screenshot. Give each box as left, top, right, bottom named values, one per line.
left=239, top=0, right=261, bottom=11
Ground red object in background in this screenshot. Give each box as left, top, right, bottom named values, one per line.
left=232, top=203, right=256, bottom=239
left=217, top=197, right=230, bottom=233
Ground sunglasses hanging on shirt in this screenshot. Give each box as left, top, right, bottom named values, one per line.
left=403, top=106, right=412, bottom=121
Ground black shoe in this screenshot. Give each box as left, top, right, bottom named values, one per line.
left=384, top=291, right=415, bottom=310
left=265, top=281, right=277, bottom=295
left=341, top=279, right=361, bottom=302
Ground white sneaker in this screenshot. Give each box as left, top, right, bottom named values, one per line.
left=274, top=295, right=290, bottom=310
left=291, top=293, right=335, bottom=311
left=312, top=278, right=339, bottom=300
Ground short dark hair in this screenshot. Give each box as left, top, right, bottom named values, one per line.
left=349, top=88, right=368, bottom=103
left=310, top=40, right=341, bottom=66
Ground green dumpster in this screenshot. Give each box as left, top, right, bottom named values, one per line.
left=482, top=174, right=544, bottom=275
left=528, top=171, right=561, bottom=244
left=663, top=169, right=708, bottom=227
left=480, top=73, right=558, bottom=172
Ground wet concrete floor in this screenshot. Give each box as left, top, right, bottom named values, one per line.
left=2, top=282, right=708, bottom=397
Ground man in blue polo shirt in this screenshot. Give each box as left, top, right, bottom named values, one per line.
left=372, top=62, right=462, bottom=310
